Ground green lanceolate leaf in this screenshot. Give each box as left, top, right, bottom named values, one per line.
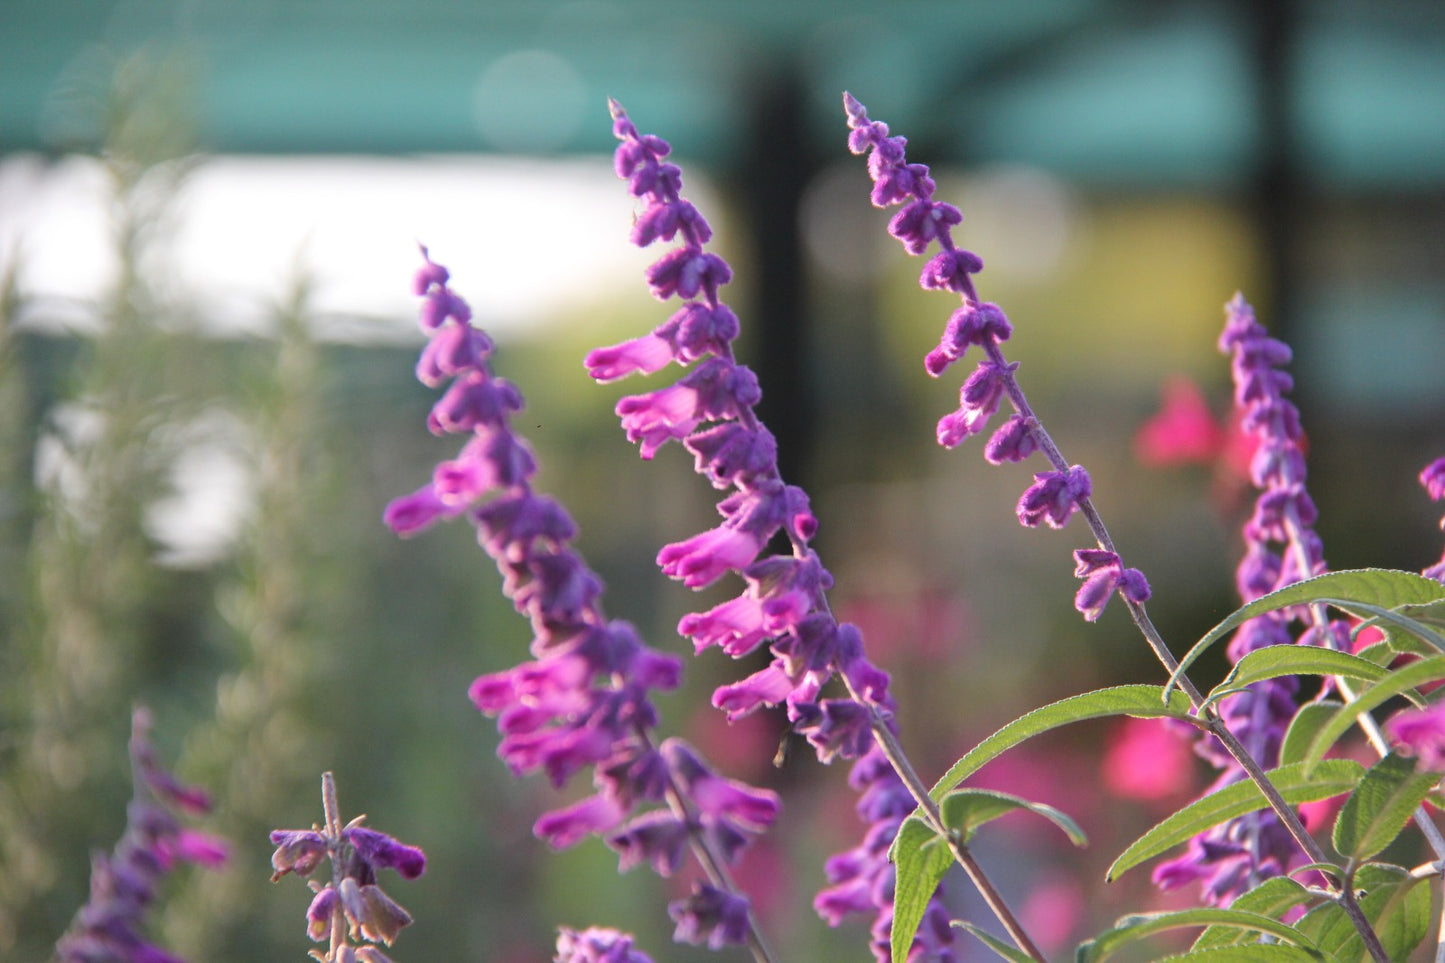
left=1165, top=570, right=1445, bottom=699
left=954, top=922, right=1036, bottom=963
left=1192, top=877, right=1315, bottom=950
left=1332, top=752, right=1441, bottom=861
left=929, top=685, right=1197, bottom=802
left=1076, top=909, right=1318, bottom=963
left=1202, top=648, right=1391, bottom=712
left=1301, top=657, right=1445, bottom=774
left=1293, top=863, right=1431, bottom=962
left=1160, top=946, right=1323, bottom=962
left=1278, top=701, right=1344, bottom=767
left=1107, top=760, right=1365, bottom=882
left=889, top=814, right=954, bottom=963
left=1369, top=599, right=1445, bottom=656
left=938, top=788, right=1088, bottom=847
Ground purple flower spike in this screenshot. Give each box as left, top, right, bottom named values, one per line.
left=389, top=246, right=777, bottom=952
left=55, top=708, right=227, bottom=963
left=599, top=101, right=958, bottom=956
left=1157, top=294, right=1340, bottom=905
left=1017, top=465, right=1092, bottom=529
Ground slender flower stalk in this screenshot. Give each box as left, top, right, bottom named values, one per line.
left=384, top=250, right=778, bottom=959
left=587, top=100, right=1002, bottom=963
left=269, top=772, right=425, bottom=963
left=843, top=94, right=1390, bottom=960
left=54, top=707, right=229, bottom=963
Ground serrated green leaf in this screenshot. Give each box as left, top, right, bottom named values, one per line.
left=953, top=922, right=1035, bottom=963
left=1302, top=657, right=1445, bottom=774
left=1192, top=877, right=1315, bottom=950
left=928, top=685, right=1197, bottom=801
left=1202, top=648, right=1391, bottom=712
left=1332, top=753, right=1441, bottom=861
left=1076, top=909, right=1317, bottom=963
left=1166, top=570, right=1445, bottom=698
left=889, top=815, right=953, bottom=963
left=1107, top=760, right=1364, bottom=882
left=1294, top=864, right=1430, bottom=962
left=939, top=788, right=1088, bottom=848
left=1278, top=701, right=1344, bottom=767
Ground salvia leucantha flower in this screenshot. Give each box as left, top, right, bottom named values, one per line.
left=1153, top=294, right=1343, bottom=904
left=555, top=926, right=656, bottom=963
left=55, top=707, right=228, bottom=963
left=1420, top=456, right=1445, bottom=583
left=270, top=772, right=423, bottom=962
left=842, top=92, right=1148, bottom=625
left=384, top=249, right=777, bottom=952
left=587, top=100, right=955, bottom=962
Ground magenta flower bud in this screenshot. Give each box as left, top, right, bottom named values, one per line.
left=1423, top=457, right=1445, bottom=502
left=1387, top=702, right=1445, bottom=771
left=556, top=926, right=656, bottom=963
left=924, top=302, right=1013, bottom=376
left=657, top=525, right=765, bottom=589
left=668, top=883, right=751, bottom=949
left=684, top=423, right=777, bottom=490
left=534, top=793, right=627, bottom=850
left=169, top=829, right=229, bottom=868
left=382, top=483, right=463, bottom=537
left=607, top=809, right=690, bottom=876
left=712, top=663, right=798, bottom=720
left=1072, top=549, right=1151, bottom=621
left=887, top=198, right=963, bottom=255
left=919, top=247, right=983, bottom=293
left=269, top=829, right=328, bottom=880
left=427, top=370, right=524, bottom=435
left=633, top=197, right=712, bottom=247
left=645, top=246, right=733, bottom=301
left=584, top=333, right=676, bottom=382
left=307, top=885, right=338, bottom=941
left=983, top=413, right=1039, bottom=464
left=1016, top=465, right=1092, bottom=529
left=413, top=249, right=449, bottom=294
left=416, top=321, right=492, bottom=387
left=344, top=827, right=426, bottom=880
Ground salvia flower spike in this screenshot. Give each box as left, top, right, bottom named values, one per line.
left=55, top=707, right=229, bottom=963
left=842, top=92, right=1149, bottom=623
left=270, top=772, right=424, bottom=962
left=590, top=99, right=969, bottom=963
left=385, top=248, right=778, bottom=958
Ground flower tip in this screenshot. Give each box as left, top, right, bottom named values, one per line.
left=607, top=97, right=625, bottom=119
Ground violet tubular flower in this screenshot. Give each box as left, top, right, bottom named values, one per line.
left=270, top=772, right=423, bottom=962
left=589, top=100, right=963, bottom=963
left=385, top=249, right=778, bottom=957
left=843, top=93, right=1148, bottom=624
left=55, top=707, right=228, bottom=963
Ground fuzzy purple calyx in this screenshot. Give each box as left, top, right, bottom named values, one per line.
left=668, top=882, right=752, bottom=950
left=1016, top=465, right=1092, bottom=529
